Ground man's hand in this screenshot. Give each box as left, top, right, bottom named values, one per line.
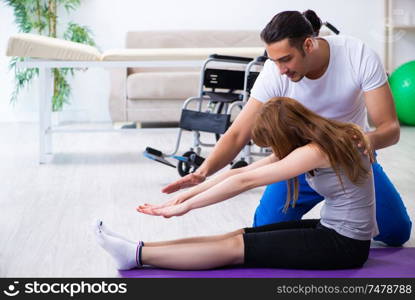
left=161, top=173, right=206, bottom=194
left=352, top=131, right=375, bottom=163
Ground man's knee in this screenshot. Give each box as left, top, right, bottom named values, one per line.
left=375, top=217, right=412, bottom=246
left=254, top=175, right=324, bottom=227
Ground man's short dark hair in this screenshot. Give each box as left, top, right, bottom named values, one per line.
left=261, top=10, right=322, bottom=54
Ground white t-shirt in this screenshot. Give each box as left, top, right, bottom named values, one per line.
left=250, top=35, right=387, bottom=131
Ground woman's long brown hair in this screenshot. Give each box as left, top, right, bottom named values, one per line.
left=252, top=97, right=374, bottom=212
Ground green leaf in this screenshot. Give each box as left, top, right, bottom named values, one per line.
left=63, top=22, right=96, bottom=47
left=57, top=0, right=80, bottom=13
left=3, top=0, right=98, bottom=111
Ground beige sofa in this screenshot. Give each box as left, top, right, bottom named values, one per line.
left=108, top=31, right=263, bottom=124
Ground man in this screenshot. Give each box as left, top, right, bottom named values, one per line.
left=162, top=10, right=412, bottom=246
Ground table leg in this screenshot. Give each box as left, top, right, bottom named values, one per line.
left=38, top=67, right=53, bottom=164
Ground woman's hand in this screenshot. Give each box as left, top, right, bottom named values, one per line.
left=137, top=192, right=188, bottom=210
left=136, top=201, right=191, bottom=218
left=161, top=173, right=206, bottom=194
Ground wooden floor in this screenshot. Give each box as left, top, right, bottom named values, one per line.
left=0, top=123, right=414, bottom=277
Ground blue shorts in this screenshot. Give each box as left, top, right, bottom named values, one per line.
left=252, top=161, right=412, bottom=246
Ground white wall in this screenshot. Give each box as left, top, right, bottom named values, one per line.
left=387, top=0, right=415, bottom=69
left=0, top=0, right=387, bottom=123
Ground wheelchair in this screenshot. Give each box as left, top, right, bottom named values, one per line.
left=144, top=53, right=268, bottom=176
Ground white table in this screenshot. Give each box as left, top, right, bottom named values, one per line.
left=17, top=59, right=205, bottom=163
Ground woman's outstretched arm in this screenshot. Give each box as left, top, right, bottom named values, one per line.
left=142, top=144, right=327, bottom=217
left=178, top=153, right=279, bottom=200
left=137, top=153, right=278, bottom=213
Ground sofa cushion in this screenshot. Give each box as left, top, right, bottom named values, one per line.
left=128, top=66, right=200, bottom=74
left=128, top=62, right=249, bottom=75
left=127, top=71, right=200, bottom=100
left=102, top=47, right=264, bottom=61
left=126, top=31, right=263, bottom=48
left=126, top=99, right=184, bottom=122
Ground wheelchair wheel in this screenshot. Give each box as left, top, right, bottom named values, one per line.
left=231, top=160, right=248, bottom=169
left=177, top=151, right=205, bottom=177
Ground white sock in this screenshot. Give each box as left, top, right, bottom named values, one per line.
left=94, top=221, right=142, bottom=270
left=94, top=219, right=136, bottom=244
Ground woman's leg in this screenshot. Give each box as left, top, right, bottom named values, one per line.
left=141, top=234, right=244, bottom=270
left=95, top=219, right=368, bottom=271
left=246, top=219, right=320, bottom=234
left=95, top=221, right=245, bottom=270
left=144, top=229, right=245, bottom=247
left=244, top=221, right=370, bottom=269
left=96, top=219, right=244, bottom=247
left=141, top=220, right=368, bottom=270
left=144, top=219, right=319, bottom=247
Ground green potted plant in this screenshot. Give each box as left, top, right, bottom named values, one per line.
left=4, top=0, right=97, bottom=113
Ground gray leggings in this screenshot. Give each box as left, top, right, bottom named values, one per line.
left=243, top=219, right=370, bottom=269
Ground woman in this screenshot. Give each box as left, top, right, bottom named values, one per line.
left=95, top=97, right=377, bottom=270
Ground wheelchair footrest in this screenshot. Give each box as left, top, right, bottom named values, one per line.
left=179, top=109, right=230, bottom=134
left=143, top=147, right=176, bottom=168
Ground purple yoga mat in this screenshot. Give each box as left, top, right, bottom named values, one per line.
left=119, top=248, right=415, bottom=278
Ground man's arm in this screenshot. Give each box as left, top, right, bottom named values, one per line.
left=162, top=97, right=264, bottom=193
left=364, top=82, right=400, bottom=150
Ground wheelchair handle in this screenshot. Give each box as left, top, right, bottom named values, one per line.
left=208, top=54, right=254, bottom=64
left=324, top=22, right=340, bottom=35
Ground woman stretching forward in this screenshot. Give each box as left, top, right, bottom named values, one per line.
left=95, top=97, right=377, bottom=270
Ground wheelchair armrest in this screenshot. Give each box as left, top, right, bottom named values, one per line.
left=208, top=54, right=254, bottom=64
